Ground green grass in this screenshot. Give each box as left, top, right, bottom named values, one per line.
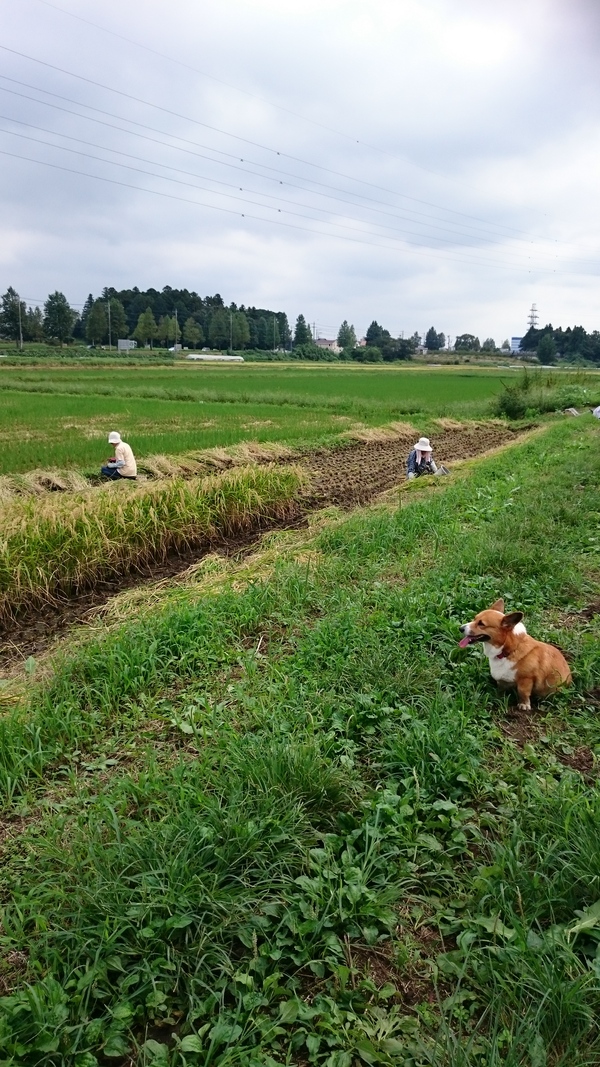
left=0, top=364, right=523, bottom=475
left=1, top=418, right=600, bottom=1064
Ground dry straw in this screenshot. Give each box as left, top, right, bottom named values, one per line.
left=0, top=464, right=304, bottom=622
left=343, top=421, right=417, bottom=444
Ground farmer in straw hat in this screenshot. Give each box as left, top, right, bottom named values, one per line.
left=101, top=431, right=137, bottom=481
left=406, top=436, right=446, bottom=480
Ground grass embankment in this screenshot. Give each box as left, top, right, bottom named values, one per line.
left=0, top=465, right=303, bottom=623
left=1, top=419, right=600, bottom=1064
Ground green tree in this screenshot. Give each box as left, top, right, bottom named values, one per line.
left=256, top=316, right=269, bottom=350
left=133, top=308, right=158, bottom=348
left=481, top=337, right=496, bottom=352
left=257, top=314, right=281, bottom=350
left=337, top=321, right=356, bottom=349
left=293, top=314, right=312, bottom=347
left=356, top=345, right=383, bottom=363
left=278, top=313, right=291, bottom=349
left=107, top=298, right=128, bottom=346
left=454, top=333, right=480, bottom=352
left=183, top=316, right=204, bottom=349
left=425, top=327, right=443, bottom=351
left=293, top=341, right=326, bottom=361
left=501, top=339, right=510, bottom=352
left=85, top=300, right=108, bottom=345
left=43, top=291, right=74, bottom=346
left=209, top=308, right=229, bottom=349
left=232, top=311, right=250, bottom=350
left=365, top=320, right=389, bottom=347
left=157, top=315, right=172, bottom=348
left=0, top=287, right=26, bottom=347
left=25, top=306, right=45, bottom=342
left=73, top=293, right=94, bottom=340
left=537, top=333, right=557, bottom=363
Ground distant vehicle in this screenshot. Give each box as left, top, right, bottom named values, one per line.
left=168, top=344, right=183, bottom=352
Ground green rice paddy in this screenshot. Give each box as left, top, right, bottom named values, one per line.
left=0, top=363, right=512, bottom=474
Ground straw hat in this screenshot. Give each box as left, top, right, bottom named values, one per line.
left=414, top=436, right=432, bottom=452
left=108, top=431, right=121, bottom=444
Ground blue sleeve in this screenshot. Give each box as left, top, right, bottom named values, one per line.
left=407, top=450, right=416, bottom=475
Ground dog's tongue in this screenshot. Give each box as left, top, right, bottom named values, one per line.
left=458, top=637, right=471, bottom=648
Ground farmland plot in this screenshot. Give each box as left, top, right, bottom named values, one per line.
left=0, top=364, right=513, bottom=474
left=1, top=417, right=600, bottom=1064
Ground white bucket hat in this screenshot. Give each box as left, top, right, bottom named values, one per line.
left=108, top=431, right=121, bottom=444
left=414, top=436, right=432, bottom=452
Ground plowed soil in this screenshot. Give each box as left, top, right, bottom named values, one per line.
left=303, top=424, right=517, bottom=506
left=0, top=424, right=523, bottom=666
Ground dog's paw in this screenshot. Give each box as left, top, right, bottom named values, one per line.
left=516, top=702, right=532, bottom=713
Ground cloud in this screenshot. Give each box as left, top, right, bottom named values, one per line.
left=0, top=0, right=599, bottom=338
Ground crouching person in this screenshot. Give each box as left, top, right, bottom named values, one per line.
left=406, top=436, right=449, bottom=480
left=101, top=431, right=137, bottom=481
left=406, top=436, right=437, bottom=480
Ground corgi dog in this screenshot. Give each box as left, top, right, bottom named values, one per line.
left=459, top=599, right=571, bottom=712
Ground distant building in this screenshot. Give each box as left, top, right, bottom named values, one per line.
left=315, top=337, right=341, bottom=354
left=510, top=337, right=523, bottom=354
left=117, top=339, right=137, bottom=351
left=357, top=337, right=367, bottom=347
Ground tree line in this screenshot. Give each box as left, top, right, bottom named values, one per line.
left=3, top=285, right=598, bottom=363
left=519, top=324, right=600, bottom=364
left=0, top=286, right=292, bottom=352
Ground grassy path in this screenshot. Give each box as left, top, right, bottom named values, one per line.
left=1, top=418, right=599, bottom=1065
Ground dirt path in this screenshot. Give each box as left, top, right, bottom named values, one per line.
left=0, top=425, right=523, bottom=666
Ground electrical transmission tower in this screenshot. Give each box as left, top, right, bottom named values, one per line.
left=527, top=303, right=539, bottom=330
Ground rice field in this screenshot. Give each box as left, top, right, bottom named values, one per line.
left=0, top=364, right=514, bottom=475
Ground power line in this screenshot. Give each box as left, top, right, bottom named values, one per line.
left=25, top=0, right=520, bottom=197
left=0, top=146, right=592, bottom=278
left=0, top=118, right=563, bottom=268
left=1, top=76, right=548, bottom=251
left=0, top=44, right=559, bottom=245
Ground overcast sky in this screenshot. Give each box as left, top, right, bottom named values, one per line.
left=1, top=0, right=599, bottom=343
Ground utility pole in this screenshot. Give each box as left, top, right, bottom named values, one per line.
left=15, top=291, right=23, bottom=351
left=229, top=309, right=233, bottom=353
left=107, top=299, right=112, bottom=351
left=273, top=315, right=276, bottom=353
left=527, top=303, right=539, bottom=330
left=175, top=307, right=178, bottom=349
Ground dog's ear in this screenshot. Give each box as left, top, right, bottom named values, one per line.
left=490, top=598, right=504, bottom=613
left=501, top=610, right=524, bottom=629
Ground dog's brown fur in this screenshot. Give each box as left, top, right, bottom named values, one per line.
left=459, top=599, right=572, bottom=711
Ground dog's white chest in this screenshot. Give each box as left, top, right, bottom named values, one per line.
left=485, top=645, right=517, bottom=684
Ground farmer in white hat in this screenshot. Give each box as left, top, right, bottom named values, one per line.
left=406, top=436, right=438, bottom=480
left=101, top=432, right=137, bottom=480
